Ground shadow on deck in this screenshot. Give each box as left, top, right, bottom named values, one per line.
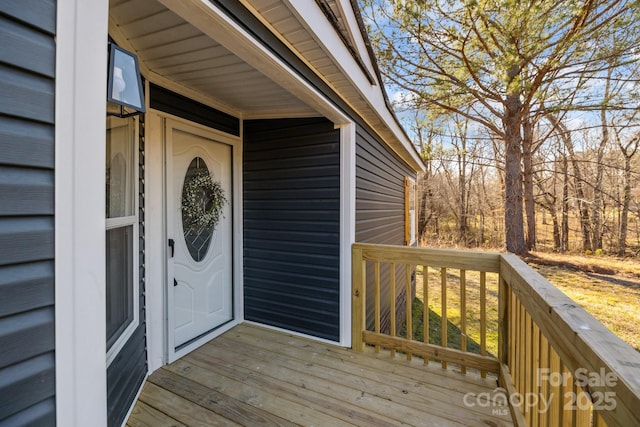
left=127, top=323, right=512, bottom=426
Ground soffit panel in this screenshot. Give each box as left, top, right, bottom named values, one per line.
left=109, top=0, right=317, bottom=118
left=242, top=1, right=376, bottom=120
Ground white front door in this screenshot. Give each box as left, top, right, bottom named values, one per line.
left=167, top=123, right=233, bottom=351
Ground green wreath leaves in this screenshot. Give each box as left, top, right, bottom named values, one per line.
left=181, top=168, right=227, bottom=230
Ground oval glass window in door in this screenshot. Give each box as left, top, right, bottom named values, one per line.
left=180, top=157, right=226, bottom=262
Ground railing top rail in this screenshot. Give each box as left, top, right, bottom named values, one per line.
left=500, top=253, right=640, bottom=427
left=352, top=243, right=501, bottom=273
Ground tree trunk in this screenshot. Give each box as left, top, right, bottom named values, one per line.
left=566, top=143, right=593, bottom=252
left=522, top=116, right=536, bottom=250
left=458, top=148, right=467, bottom=242
left=552, top=209, right=561, bottom=250
left=618, top=157, right=631, bottom=256
left=540, top=200, right=561, bottom=251
left=617, top=135, right=639, bottom=256
left=534, top=172, right=560, bottom=252
left=502, top=91, right=526, bottom=255
left=593, top=72, right=612, bottom=250
left=547, top=112, right=592, bottom=251
left=561, top=154, right=569, bottom=253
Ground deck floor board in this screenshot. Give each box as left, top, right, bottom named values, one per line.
left=130, top=324, right=513, bottom=426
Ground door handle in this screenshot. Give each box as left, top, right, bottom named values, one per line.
left=168, top=238, right=175, bottom=257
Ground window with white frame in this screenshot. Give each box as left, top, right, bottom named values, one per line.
left=105, top=116, right=139, bottom=364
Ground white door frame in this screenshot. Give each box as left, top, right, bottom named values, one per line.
left=163, top=117, right=243, bottom=363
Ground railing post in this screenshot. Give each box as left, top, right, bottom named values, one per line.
left=352, top=245, right=365, bottom=351
left=498, top=274, right=509, bottom=367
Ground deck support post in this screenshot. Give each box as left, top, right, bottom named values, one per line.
left=352, top=246, right=365, bottom=351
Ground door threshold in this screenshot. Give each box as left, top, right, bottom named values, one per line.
left=169, top=319, right=240, bottom=363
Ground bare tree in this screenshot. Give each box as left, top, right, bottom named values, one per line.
left=361, top=0, right=640, bottom=254
left=614, top=129, right=640, bottom=255
left=544, top=113, right=593, bottom=250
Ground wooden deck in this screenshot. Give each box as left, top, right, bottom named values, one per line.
left=127, top=324, right=513, bottom=426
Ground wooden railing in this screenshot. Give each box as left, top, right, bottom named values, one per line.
left=352, top=243, right=640, bottom=427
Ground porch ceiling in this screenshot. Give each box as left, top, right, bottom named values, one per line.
left=110, top=0, right=424, bottom=171
left=109, top=0, right=318, bottom=119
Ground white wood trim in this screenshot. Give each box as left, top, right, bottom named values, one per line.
left=144, top=111, right=166, bottom=373
left=234, top=119, right=245, bottom=323
left=406, top=176, right=417, bottom=246
left=333, top=0, right=377, bottom=79
left=163, top=118, right=243, bottom=364
left=163, top=114, right=242, bottom=145
left=55, top=0, right=109, bottom=426
left=164, top=119, right=176, bottom=362
left=284, top=0, right=424, bottom=172
left=340, top=123, right=356, bottom=347
left=105, top=216, right=137, bottom=229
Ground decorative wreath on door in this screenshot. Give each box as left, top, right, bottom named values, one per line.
left=181, top=168, right=227, bottom=230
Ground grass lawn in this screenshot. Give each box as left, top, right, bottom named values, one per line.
left=405, top=253, right=640, bottom=356
left=406, top=267, right=501, bottom=357
left=525, top=252, right=640, bottom=352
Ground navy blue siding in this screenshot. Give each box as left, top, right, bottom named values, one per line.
left=106, top=114, right=148, bottom=427
left=244, top=118, right=341, bottom=341
left=356, top=126, right=415, bottom=331
left=0, top=2, right=56, bottom=425
left=356, top=127, right=412, bottom=243
left=149, top=84, right=240, bottom=136
left=107, top=325, right=146, bottom=426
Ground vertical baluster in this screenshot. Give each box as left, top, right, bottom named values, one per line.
left=441, top=267, right=447, bottom=369
left=512, top=295, right=519, bottom=393
left=512, top=296, right=519, bottom=393
left=511, top=304, right=525, bottom=421
left=549, top=349, right=562, bottom=426
left=480, top=271, right=486, bottom=378
left=460, top=269, right=467, bottom=374
left=389, top=263, right=396, bottom=358
left=532, top=323, right=541, bottom=427
left=406, top=264, right=412, bottom=360
left=575, top=381, right=591, bottom=426
left=562, top=364, right=574, bottom=426
left=423, top=265, right=429, bottom=365
left=498, top=276, right=509, bottom=370
left=509, top=287, right=517, bottom=385
left=374, top=261, right=380, bottom=353
left=519, top=303, right=526, bottom=397
left=539, top=334, right=550, bottom=427
left=525, top=311, right=532, bottom=425
left=516, top=299, right=526, bottom=393
left=515, top=300, right=522, bottom=394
